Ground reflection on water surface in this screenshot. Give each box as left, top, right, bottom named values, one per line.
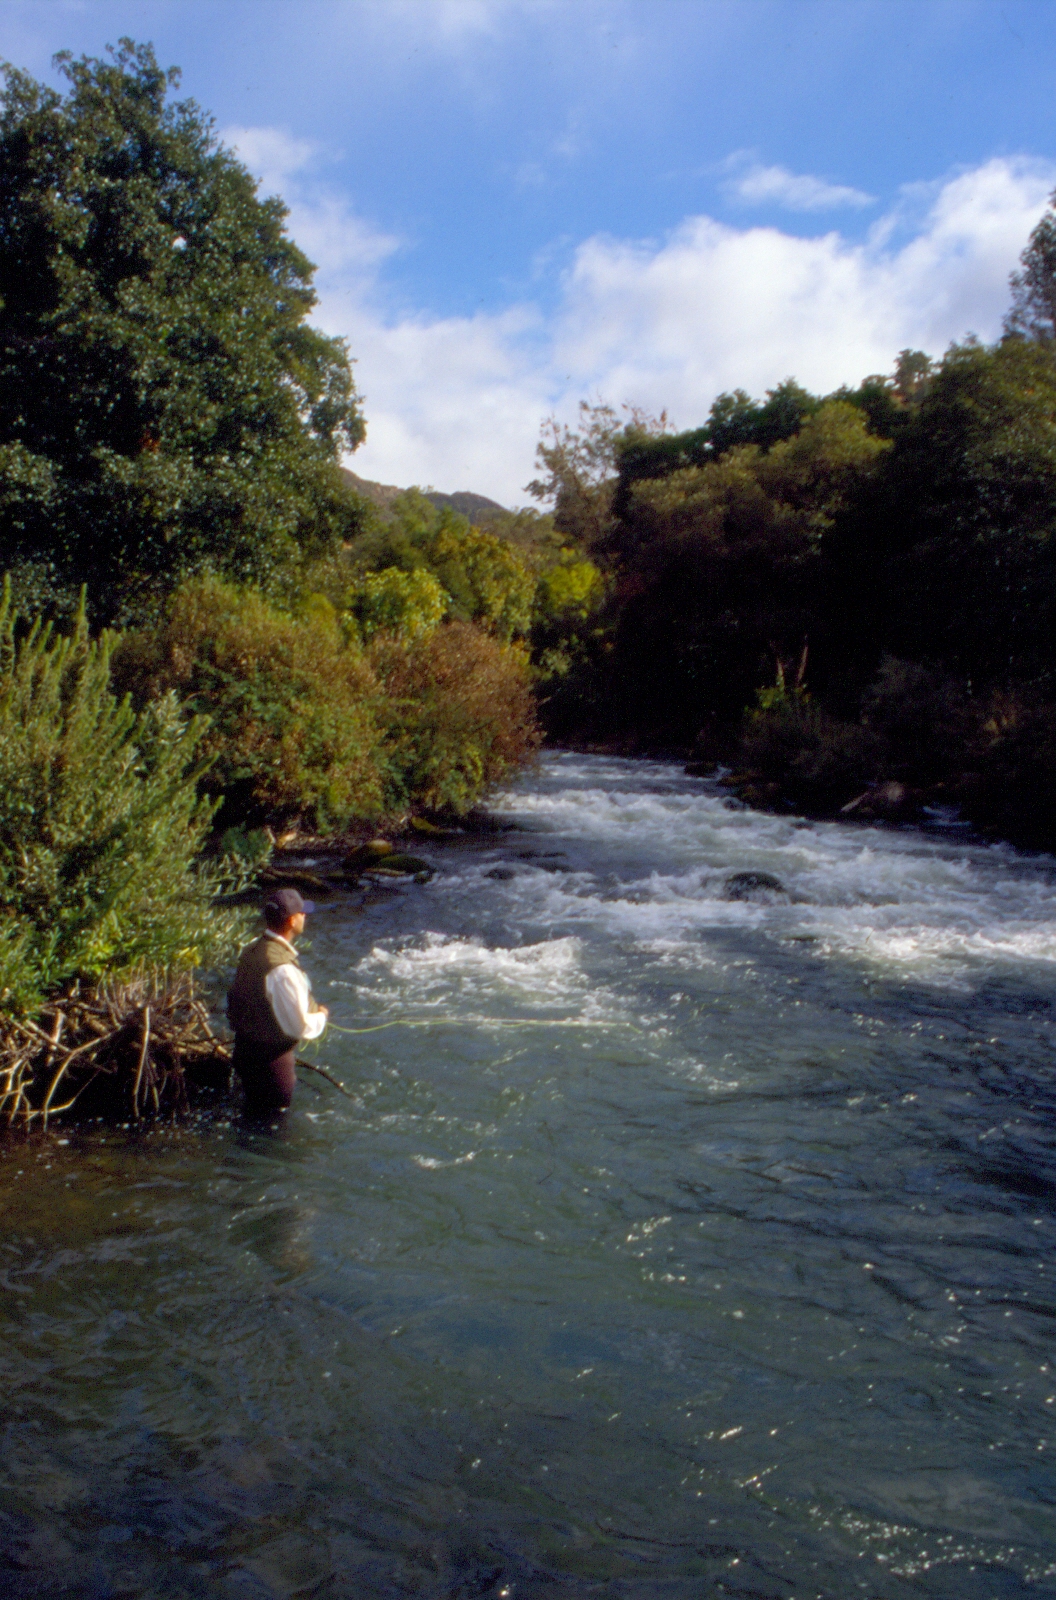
left=2, top=755, right=1056, bottom=1597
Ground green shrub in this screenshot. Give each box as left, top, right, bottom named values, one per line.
left=739, top=688, right=882, bottom=812
left=860, top=656, right=973, bottom=783
left=114, top=576, right=542, bottom=829
left=113, top=576, right=386, bottom=829
left=370, top=621, right=540, bottom=813
left=345, top=567, right=448, bottom=642
left=960, top=692, right=1056, bottom=848
left=0, top=585, right=249, bottom=1012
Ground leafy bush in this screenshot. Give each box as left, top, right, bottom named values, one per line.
left=345, top=567, right=447, bottom=642
left=860, top=656, right=973, bottom=783
left=113, top=576, right=386, bottom=829
left=739, top=688, right=883, bottom=812
left=370, top=621, right=540, bottom=813
left=0, top=586, right=248, bottom=1012
left=114, top=576, right=541, bottom=828
left=960, top=693, right=1056, bottom=849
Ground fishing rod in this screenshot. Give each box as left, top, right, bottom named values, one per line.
left=296, top=1058, right=358, bottom=1099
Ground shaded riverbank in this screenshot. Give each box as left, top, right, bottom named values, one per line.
left=3, top=754, right=1055, bottom=1597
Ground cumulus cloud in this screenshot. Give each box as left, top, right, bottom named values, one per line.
left=549, top=159, right=1054, bottom=424
left=226, top=138, right=1055, bottom=505
left=725, top=158, right=874, bottom=211
left=222, top=125, right=317, bottom=196
left=223, top=124, right=399, bottom=290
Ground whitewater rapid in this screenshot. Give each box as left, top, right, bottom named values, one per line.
left=343, top=754, right=1056, bottom=1023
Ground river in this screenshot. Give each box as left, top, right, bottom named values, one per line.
left=3, top=753, right=1056, bottom=1598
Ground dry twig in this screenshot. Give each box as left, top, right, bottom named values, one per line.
left=0, top=972, right=232, bottom=1129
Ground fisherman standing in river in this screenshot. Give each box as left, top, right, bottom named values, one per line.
left=227, top=888, right=328, bottom=1115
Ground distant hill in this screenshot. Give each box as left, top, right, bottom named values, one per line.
left=341, top=469, right=507, bottom=527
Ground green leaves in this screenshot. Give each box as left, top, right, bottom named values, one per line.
left=0, top=41, right=364, bottom=616
left=346, top=490, right=537, bottom=643
left=0, top=579, right=248, bottom=1011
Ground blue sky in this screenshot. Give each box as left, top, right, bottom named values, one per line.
left=4, top=1, right=1056, bottom=501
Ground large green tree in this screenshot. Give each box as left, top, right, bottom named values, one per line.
left=0, top=40, right=364, bottom=616
left=826, top=338, right=1056, bottom=691
left=1005, top=188, right=1056, bottom=343
left=600, top=400, right=891, bottom=741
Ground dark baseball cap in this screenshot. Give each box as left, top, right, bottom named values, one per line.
left=263, top=887, right=315, bottom=921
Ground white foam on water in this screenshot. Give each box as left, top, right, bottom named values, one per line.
left=412, top=1150, right=478, bottom=1170
left=354, top=931, right=622, bottom=1020
left=485, top=755, right=1056, bottom=988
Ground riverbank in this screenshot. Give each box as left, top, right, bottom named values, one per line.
left=0, top=807, right=515, bottom=1130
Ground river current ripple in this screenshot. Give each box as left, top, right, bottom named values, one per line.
left=3, top=754, right=1056, bottom=1598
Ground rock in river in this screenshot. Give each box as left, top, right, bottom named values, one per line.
left=722, top=870, right=787, bottom=901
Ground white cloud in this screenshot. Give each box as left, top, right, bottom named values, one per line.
left=231, top=140, right=1055, bottom=505
left=336, top=306, right=551, bottom=498
left=222, top=125, right=317, bottom=197
left=726, top=160, right=874, bottom=212
left=551, top=159, right=1054, bottom=416
left=224, top=124, right=400, bottom=289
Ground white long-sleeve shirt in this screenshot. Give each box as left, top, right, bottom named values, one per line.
left=263, top=934, right=327, bottom=1042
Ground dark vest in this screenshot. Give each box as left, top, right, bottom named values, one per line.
left=227, top=933, right=314, bottom=1052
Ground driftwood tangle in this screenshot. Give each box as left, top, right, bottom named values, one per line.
left=0, top=972, right=232, bottom=1130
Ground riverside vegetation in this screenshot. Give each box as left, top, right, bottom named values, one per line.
left=0, top=44, right=545, bottom=1118
left=527, top=332, right=1056, bottom=852
left=1, top=41, right=1055, bottom=1119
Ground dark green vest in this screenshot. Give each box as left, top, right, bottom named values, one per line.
left=227, top=933, right=310, bottom=1051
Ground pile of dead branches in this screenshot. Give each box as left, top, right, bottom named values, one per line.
left=0, top=971, right=232, bottom=1129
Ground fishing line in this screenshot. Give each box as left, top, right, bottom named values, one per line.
left=297, top=1015, right=643, bottom=1102
left=322, top=1016, right=644, bottom=1036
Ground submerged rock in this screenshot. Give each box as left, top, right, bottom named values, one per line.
left=343, top=839, right=395, bottom=870
left=338, top=841, right=435, bottom=884
left=362, top=853, right=435, bottom=881
left=722, top=870, right=787, bottom=901
left=486, top=866, right=517, bottom=881
left=410, top=816, right=457, bottom=837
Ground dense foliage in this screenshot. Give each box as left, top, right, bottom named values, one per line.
left=112, top=577, right=386, bottom=828
left=0, top=585, right=249, bottom=1011
left=370, top=621, right=540, bottom=814
left=113, top=576, right=539, bottom=829
left=338, top=490, right=537, bottom=642
left=528, top=192, right=1056, bottom=846
left=0, top=41, right=364, bottom=617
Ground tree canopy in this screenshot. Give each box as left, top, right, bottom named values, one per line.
left=0, top=40, right=364, bottom=617
left=529, top=320, right=1056, bottom=848
left=1005, top=186, right=1056, bottom=342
